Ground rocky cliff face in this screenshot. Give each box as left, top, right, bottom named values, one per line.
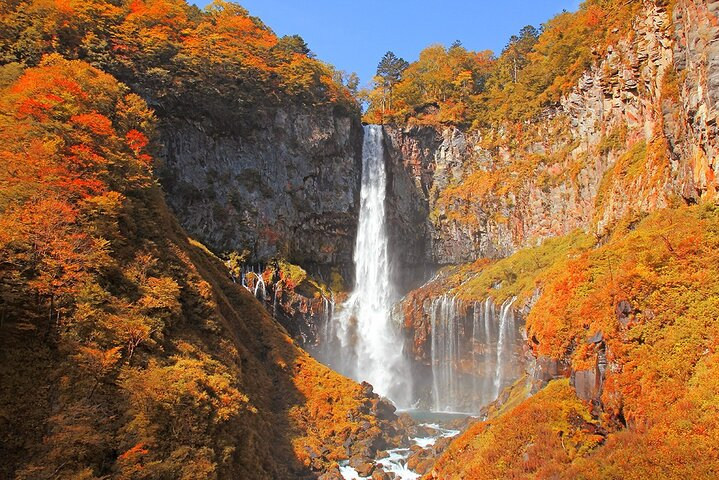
left=158, top=104, right=363, bottom=276
left=384, top=125, right=515, bottom=267
left=388, top=0, right=719, bottom=413
left=671, top=0, right=719, bottom=198
left=383, top=125, right=445, bottom=290
left=384, top=0, right=719, bottom=267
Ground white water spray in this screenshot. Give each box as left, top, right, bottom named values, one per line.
left=494, top=297, right=517, bottom=399
left=429, top=294, right=521, bottom=412
left=431, top=295, right=460, bottom=412
left=330, top=125, right=412, bottom=405
left=253, top=272, right=266, bottom=301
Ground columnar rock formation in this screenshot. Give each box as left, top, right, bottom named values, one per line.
left=159, top=104, right=363, bottom=275
left=383, top=0, right=719, bottom=267
left=377, top=0, right=719, bottom=418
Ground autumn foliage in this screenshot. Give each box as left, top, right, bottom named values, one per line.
left=0, top=57, right=380, bottom=479
left=0, top=0, right=357, bottom=128
left=0, top=55, right=154, bottom=325
left=526, top=206, right=719, bottom=472
left=431, top=205, right=719, bottom=479
left=363, top=0, right=643, bottom=127
left=431, top=380, right=604, bottom=479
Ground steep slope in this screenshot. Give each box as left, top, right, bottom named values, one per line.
left=0, top=0, right=364, bottom=276
left=0, top=57, right=399, bottom=480
left=428, top=205, right=719, bottom=478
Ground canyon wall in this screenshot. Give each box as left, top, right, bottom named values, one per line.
left=386, top=0, right=719, bottom=413
left=384, top=0, right=719, bottom=268
left=158, top=104, right=363, bottom=276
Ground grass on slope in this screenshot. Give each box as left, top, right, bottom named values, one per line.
left=430, top=205, right=719, bottom=479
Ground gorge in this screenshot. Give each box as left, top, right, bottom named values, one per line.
left=1, top=0, right=719, bottom=479
left=319, top=125, right=413, bottom=407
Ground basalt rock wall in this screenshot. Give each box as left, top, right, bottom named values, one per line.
left=158, top=104, right=363, bottom=278
left=383, top=0, right=719, bottom=268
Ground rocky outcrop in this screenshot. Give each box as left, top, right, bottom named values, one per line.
left=384, top=125, right=516, bottom=267
left=236, top=261, right=340, bottom=348
left=572, top=349, right=607, bottom=408
left=383, top=0, right=719, bottom=267
left=383, top=125, right=444, bottom=291
left=158, top=104, right=363, bottom=275
left=671, top=0, right=719, bottom=199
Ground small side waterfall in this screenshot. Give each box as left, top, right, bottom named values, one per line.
left=321, top=125, right=412, bottom=406
left=240, top=266, right=266, bottom=301
left=429, top=295, right=522, bottom=412
left=320, top=294, right=335, bottom=345
left=494, top=297, right=516, bottom=399
left=431, top=296, right=460, bottom=412
left=253, top=273, right=266, bottom=301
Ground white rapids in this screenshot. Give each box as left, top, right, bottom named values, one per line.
left=339, top=423, right=460, bottom=480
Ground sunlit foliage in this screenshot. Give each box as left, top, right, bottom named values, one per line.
left=0, top=0, right=358, bottom=128
left=432, top=379, right=604, bottom=479
left=364, top=0, right=643, bottom=127
left=432, top=205, right=719, bottom=478
left=0, top=57, right=377, bottom=479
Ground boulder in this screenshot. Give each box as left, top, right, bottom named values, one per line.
left=318, top=466, right=343, bottom=480
left=532, top=355, right=571, bottom=391
left=372, top=467, right=393, bottom=480
left=573, top=368, right=603, bottom=404
left=615, top=300, right=634, bottom=326
left=355, top=461, right=375, bottom=477
left=349, top=455, right=375, bottom=476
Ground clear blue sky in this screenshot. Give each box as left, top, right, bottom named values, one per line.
left=193, top=0, right=583, bottom=87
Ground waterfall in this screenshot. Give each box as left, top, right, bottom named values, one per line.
left=272, top=285, right=278, bottom=316
left=253, top=272, right=266, bottom=301
left=240, top=266, right=266, bottom=301
left=315, top=123, right=522, bottom=411
left=431, top=296, right=461, bottom=411
left=471, top=299, right=496, bottom=407
left=429, top=295, right=521, bottom=412
left=493, top=297, right=516, bottom=399
left=324, top=125, right=412, bottom=405
left=321, top=294, right=335, bottom=346
left=482, top=298, right=496, bottom=400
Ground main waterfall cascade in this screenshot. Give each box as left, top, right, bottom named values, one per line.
left=318, top=125, right=523, bottom=412
left=320, top=125, right=413, bottom=406
left=429, top=296, right=523, bottom=412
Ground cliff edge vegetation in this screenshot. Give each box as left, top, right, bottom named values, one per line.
left=0, top=55, right=395, bottom=480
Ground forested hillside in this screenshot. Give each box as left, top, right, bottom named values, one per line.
left=1, top=0, right=356, bottom=118
left=363, top=0, right=647, bottom=127
left=0, top=4, right=396, bottom=478
left=2, top=0, right=718, bottom=478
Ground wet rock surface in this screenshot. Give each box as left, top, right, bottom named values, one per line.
left=383, top=125, right=445, bottom=291
left=333, top=412, right=466, bottom=480
left=318, top=467, right=344, bottom=480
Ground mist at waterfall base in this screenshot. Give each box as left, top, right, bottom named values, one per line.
left=316, top=125, right=523, bottom=414
left=318, top=125, right=414, bottom=407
